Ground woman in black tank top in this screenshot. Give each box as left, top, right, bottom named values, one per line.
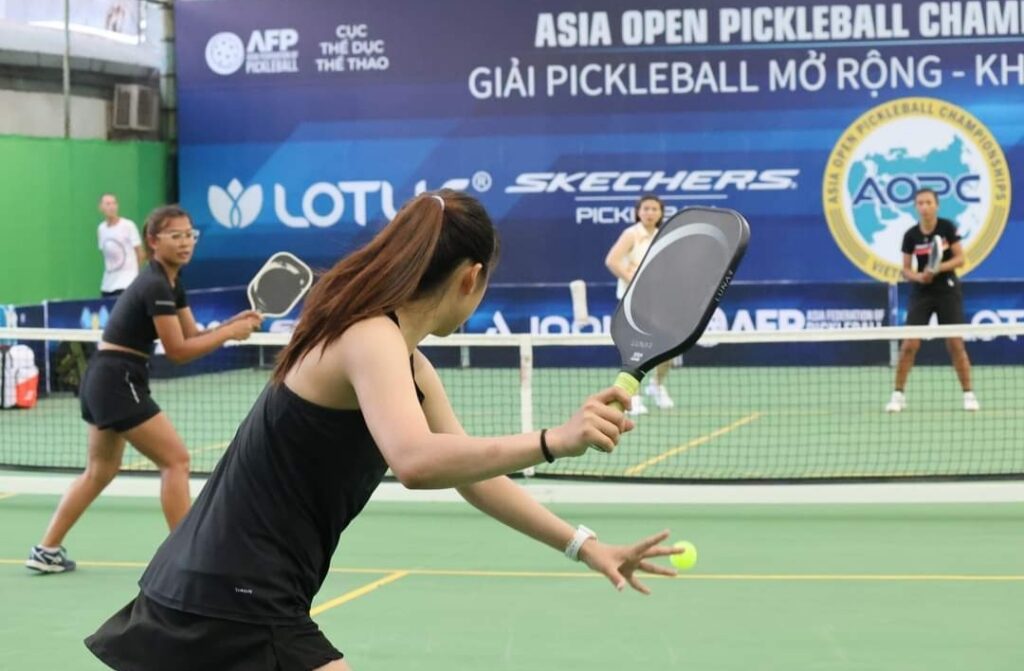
left=86, top=191, right=682, bottom=671
left=27, top=205, right=262, bottom=576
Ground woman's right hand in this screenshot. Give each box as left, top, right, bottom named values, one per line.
left=224, top=314, right=262, bottom=341
left=226, top=309, right=263, bottom=325
left=546, top=388, right=635, bottom=458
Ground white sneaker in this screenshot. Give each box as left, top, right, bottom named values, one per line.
left=963, top=391, right=980, bottom=412
left=627, top=395, right=648, bottom=415
left=645, top=383, right=675, bottom=409
left=885, top=391, right=906, bottom=413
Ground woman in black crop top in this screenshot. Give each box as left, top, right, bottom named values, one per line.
left=85, top=191, right=682, bottom=671
left=26, top=205, right=262, bottom=575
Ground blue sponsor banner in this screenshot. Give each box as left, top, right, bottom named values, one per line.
left=41, top=287, right=300, bottom=381
left=44, top=287, right=300, bottom=334
left=896, top=279, right=1024, bottom=364
left=1, top=304, right=44, bottom=330
left=175, top=0, right=1023, bottom=296
left=18, top=277, right=1022, bottom=369
left=467, top=280, right=890, bottom=366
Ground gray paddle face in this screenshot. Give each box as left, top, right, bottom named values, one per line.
left=247, top=252, right=313, bottom=317
left=927, top=236, right=943, bottom=273
left=611, top=207, right=750, bottom=375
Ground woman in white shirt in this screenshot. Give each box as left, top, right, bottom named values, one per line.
left=604, top=195, right=674, bottom=415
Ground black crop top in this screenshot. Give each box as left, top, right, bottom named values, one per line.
left=102, top=261, right=188, bottom=355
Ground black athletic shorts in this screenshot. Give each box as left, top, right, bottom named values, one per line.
left=906, top=289, right=965, bottom=326
left=79, top=350, right=161, bottom=432
left=85, top=593, right=343, bottom=671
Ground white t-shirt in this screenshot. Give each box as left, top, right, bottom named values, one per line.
left=615, top=223, right=656, bottom=299
left=98, top=218, right=142, bottom=292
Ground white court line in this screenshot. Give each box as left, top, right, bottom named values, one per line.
left=1, top=475, right=1023, bottom=504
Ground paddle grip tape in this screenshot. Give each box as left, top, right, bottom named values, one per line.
left=609, top=371, right=640, bottom=412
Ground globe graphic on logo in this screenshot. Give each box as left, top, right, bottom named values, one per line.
left=843, top=118, right=987, bottom=268
left=205, top=32, right=245, bottom=76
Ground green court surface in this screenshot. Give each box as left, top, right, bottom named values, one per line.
left=1, top=493, right=1022, bottom=670
left=2, top=363, right=1023, bottom=479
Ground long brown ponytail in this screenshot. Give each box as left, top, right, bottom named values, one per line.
left=272, top=189, right=499, bottom=382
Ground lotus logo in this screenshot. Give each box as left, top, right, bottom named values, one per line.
left=209, top=179, right=263, bottom=229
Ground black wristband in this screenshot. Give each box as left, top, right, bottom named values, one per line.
left=540, top=429, right=555, bottom=463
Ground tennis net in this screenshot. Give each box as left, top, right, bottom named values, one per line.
left=1, top=324, right=1022, bottom=482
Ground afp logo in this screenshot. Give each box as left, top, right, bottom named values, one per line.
left=205, top=28, right=300, bottom=76
left=823, top=97, right=1011, bottom=283
left=247, top=28, right=299, bottom=53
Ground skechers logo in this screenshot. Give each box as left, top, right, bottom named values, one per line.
left=506, top=169, right=799, bottom=194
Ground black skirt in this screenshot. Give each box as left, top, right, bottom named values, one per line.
left=85, top=593, right=343, bottom=671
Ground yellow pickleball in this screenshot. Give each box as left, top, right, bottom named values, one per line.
left=670, top=540, right=697, bottom=570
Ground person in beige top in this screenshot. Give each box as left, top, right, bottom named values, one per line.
left=605, top=194, right=675, bottom=415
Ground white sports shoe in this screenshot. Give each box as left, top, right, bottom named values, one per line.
left=963, top=391, right=980, bottom=412
left=645, top=383, right=675, bottom=409
left=627, top=395, right=648, bottom=416
left=885, top=390, right=906, bottom=413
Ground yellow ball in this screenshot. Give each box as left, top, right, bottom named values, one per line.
left=670, top=540, right=697, bottom=570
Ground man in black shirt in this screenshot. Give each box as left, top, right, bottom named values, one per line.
left=886, top=188, right=979, bottom=413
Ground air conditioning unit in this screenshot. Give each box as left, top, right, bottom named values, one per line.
left=112, top=84, right=159, bottom=132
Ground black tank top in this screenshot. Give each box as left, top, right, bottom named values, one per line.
left=140, top=317, right=422, bottom=624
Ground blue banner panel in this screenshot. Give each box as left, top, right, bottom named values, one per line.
left=897, top=279, right=1024, bottom=364
left=468, top=280, right=890, bottom=365
left=19, top=278, right=1023, bottom=370
left=175, top=0, right=1024, bottom=294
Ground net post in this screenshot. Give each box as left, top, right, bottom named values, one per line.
left=518, top=336, right=535, bottom=477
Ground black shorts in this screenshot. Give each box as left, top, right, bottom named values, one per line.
left=906, top=290, right=965, bottom=326
left=85, top=593, right=343, bottom=671
left=80, top=351, right=161, bottom=432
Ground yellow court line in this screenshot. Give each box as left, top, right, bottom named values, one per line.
left=0, top=492, right=18, bottom=501
left=310, top=571, right=409, bottom=617
left=624, top=411, right=764, bottom=476
left=1, top=559, right=1020, bottom=583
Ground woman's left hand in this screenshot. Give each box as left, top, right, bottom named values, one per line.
left=579, top=530, right=681, bottom=594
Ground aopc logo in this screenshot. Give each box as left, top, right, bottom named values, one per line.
left=823, top=97, right=1011, bottom=283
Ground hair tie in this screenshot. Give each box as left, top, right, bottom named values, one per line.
left=431, top=194, right=445, bottom=211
